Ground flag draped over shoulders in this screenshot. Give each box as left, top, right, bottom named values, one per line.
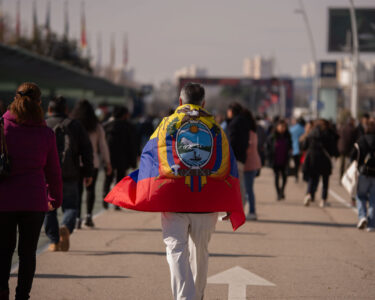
left=105, top=104, right=245, bottom=230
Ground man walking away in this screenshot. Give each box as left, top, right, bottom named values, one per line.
left=104, top=83, right=245, bottom=300
left=44, top=96, right=93, bottom=251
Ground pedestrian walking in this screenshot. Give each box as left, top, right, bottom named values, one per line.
left=351, top=119, right=375, bottom=232
left=266, top=119, right=292, bottom=200
left=104, top=82, right=245, bottom=300
left=243, top=109, right=262, bottom=220
left=44, top=96, right=93, bottom=251
left=227, top=102, right=250, bottom=206
left=102, top=106, right=137, bottom=210
left=256, top=115, right=267, bottom=168
left=356, top=113, right=370, bottom=139
left=338, top=118, right=357, bottom=181
left=71, top=99, right=112, bottom=228
left=0, top=83, right=62, bottom=300
left=302, top=119, right=339, bottom=207
left=289, top=117, right=305, bottom=182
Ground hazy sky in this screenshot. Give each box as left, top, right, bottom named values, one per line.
left=2, top=0, right=375, bottom=84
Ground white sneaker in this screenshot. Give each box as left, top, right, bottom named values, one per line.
left=304, top=194, right=311, bottom=207
left=366, top=227, right=375, bottom=232
left=246, top=213, right=257, bottom=221
left=319, top=200, right=327, bottom=208
left=357, top=217, right=368, bottom=230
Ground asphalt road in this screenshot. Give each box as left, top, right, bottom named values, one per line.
left=9, top=167, right=375, bottom=299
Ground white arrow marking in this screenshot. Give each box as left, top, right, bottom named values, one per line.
left=208, top=266, right=275, bottom=300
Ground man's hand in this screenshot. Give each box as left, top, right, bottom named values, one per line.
left=84, top=177, right=93, bottom=187
left=222, top=212, right=231, bottom=221
left=106, top=163, right=113, bottom=176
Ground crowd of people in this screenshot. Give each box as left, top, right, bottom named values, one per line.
left=223, top=102, right=375, bottom=233
left=0, top=81, right=374, bottom=300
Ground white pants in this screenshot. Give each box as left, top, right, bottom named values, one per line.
left=161, top=212, right=218, bottom=300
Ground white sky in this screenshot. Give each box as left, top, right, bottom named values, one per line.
left=2, top=0, right=375, bottom=84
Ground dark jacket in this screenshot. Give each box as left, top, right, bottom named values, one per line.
left=103, top=118, right=137, bottom=170
left=302, top=127, right=338, bottom=177
left=351, top=134, right=375, bottom=175
left=46, top=113, right=93, bottom=181
left=0, top=111, right=62, bottom=211
left=227, top=115, right=249, bottom=164
left=266, top=131, right=292, bottom=168
left=338, top=123, right=357, bottom=156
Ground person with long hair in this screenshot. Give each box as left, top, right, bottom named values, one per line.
left=302, top=119, right=339, bottom=207
left=243, top=109, right=262, bottom=220
left=0, top=83, right=62, bottom=300
left=72, top=99, right=112, bottom=228
left=266, top=119, right=292, bottom=200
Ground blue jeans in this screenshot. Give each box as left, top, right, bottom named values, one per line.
left=356, top=174, right=375, bottom=228
left=44, top=181, right=79, bottom=244
left=244, top=170, right=257, bottom=214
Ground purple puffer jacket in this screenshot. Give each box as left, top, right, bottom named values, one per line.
left=0, top=111, right=62, bottom=211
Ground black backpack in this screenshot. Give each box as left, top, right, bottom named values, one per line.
left=53, top=119, right=78, bottom=180
left=360, top=139, right=375, bottom=177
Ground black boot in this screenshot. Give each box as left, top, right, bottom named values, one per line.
left=84, top=215, right=95, bottom=228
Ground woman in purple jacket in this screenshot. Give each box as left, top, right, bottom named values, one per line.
left=0, top=83, right=62, bottom=300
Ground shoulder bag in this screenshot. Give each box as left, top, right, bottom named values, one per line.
left=341, top=143, right=360, bottom=197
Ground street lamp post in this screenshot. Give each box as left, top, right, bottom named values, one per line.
left=295, top=0, right=319, bottom=119
left=349, top=0, right=359, bottom=118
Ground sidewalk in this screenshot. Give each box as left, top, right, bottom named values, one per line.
left=10, top=168, right=375, bottom=299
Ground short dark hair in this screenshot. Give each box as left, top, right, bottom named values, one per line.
left=180, top=82, right=205, bottom=105
left=48, top=96, right=67, bottom=114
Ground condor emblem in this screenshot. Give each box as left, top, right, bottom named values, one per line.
left=176, top=121, right=213, bottom=168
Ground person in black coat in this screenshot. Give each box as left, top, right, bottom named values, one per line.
left=102, top=106, right=137, bottom=209
left=266, top=119, right=292, bottom=200
left=302, top=119, right=339, bottom=207
left=226, top=102, right=250, bottom=206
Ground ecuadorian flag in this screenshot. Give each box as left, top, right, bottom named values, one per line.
left=105, top=104, right=245, bottom=230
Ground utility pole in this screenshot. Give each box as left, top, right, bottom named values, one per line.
left=349, top=0, right=359, bottom=118
left=295, top=0, right=319, bottom=119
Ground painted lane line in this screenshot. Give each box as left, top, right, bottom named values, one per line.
left=208, top=266, right=275, bottom=300
left=329, top=189, right=357, bottom=214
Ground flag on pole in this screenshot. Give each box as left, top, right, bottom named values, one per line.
left=96, top=32, right=102, bottom=72
left=32, top=0, right=38, bottom=41
left=105, top=104, right=246, bottom=231
left=64, top=0, right=69, bottom=39
left=45, top=0, right=51, bottom=35
left=110, top=33, right=115, bottom=69
left=80, top=1, right=87, bottom=49
left=123, top=33, right=128, bottom=69
left=15, top=0, right=20, bottom=40
left=0, top=0, right=4, bottom=42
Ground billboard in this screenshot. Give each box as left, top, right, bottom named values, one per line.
left=328, top=8, right=375, bottom=52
